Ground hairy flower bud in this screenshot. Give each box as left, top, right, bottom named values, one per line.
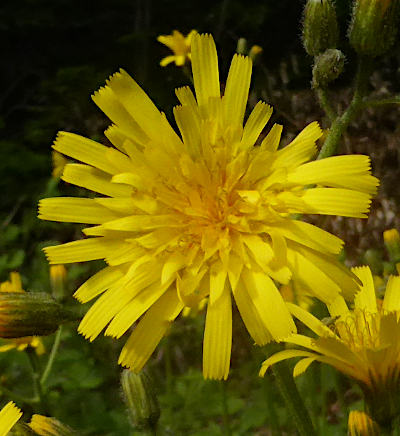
left=0, top=292, right=74, bottom=338
left=349, top=0, right=400, bottom=56
left=312, top=49, right=345, bottom=88
left=303, top=0, right=339, bottom=56
left=121, top=370, right=160, bottom=432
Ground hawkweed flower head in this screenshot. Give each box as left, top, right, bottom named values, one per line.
left=157, top=30, right=197, bottom=67
left=0, top=273, right=45, bottom=354
left=39, top=33, right=378, bottom=379
left=348, top=410, right=380, bottom=436
left=28, top=415, right=76, bottom=436
left=260, top=266, right=400, bottom=426
left=0, top=402, right=22, bottom=436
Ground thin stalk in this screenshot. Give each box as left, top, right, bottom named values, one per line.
left=269, top=346, right=316, bottom=436
left=317, top=56, right=372, bottom=160
left=40, top=326, right=63, bottom=386
left=316, top=88, right=337, bottom=122
left=26, top=349, right=47, bottom=414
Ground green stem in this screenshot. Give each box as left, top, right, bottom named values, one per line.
left=362, top=96, right=400, bottom=107
left=40, top=326, right=63, bottom=387
left=317, top=56, right=372, bottom=160
left=26, top=349, right=47, bottom=413
left=270, top=349, right=316, bottom=436
left=0, top=384, right=39, bottom=405
left=316, top=88, right=337, bottom=122
left=220, top=381, right=231, bottom=436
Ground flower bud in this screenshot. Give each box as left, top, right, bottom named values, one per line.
left=348, top=410, right=380, bottom=435
left=236, top=38, right=247, bottom=55
left=0, top=292, right=74, bottom=338
left=349, top=0, right=400, bottom=57
left=312, top=49, right=345, bottom=88
left=121, top=369, right=160, bottom=432
left=384, top=229, right=400, bottom=262
left=29, top=415, right=76, bottom=436
left=50, top=265, right=67, bottom=301
left=303, top=0, right=339, bottom=56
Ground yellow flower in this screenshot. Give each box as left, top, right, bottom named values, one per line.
left=0, top=402, right=22, bottom=436
left=29, top=414, right=75, bottom=435
left=157, top=30, right=197, bottom=66
left=260, top=266, right=400, bottom=424
left=348, top=410, right=380, bottom=436
left=39, top=33, right=377, bottom=380
left=0, top=273, right=45, bottom=355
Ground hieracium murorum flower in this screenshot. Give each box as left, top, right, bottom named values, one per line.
left=260, top=266, right=400, bottom=426
left=157, top=30, right=197, bottom=67
left=39, top=33, right=378, bottom=379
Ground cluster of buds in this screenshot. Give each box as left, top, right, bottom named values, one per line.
left=303, top=0, right=400, bottom=60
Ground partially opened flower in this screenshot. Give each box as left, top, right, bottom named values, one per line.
left=157, top=30, right=197, bottom=67
left=39, top=33, right=378, bottom=379
left=348, top=410, right=380, bottom=436
left=0, top=402, right=22, bottom=436
left=0, top=273, right=45, bottom=355
left=260, top=266, right=400, bottom=425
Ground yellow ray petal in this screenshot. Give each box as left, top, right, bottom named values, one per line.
left=286, top=302, right=336, bottom=337
left=74, top=266, right=125, bottom=303
left=241, top=101, right=273, bottom=148
left=105, top=278, right=173, bottom=338
left=191, top=34, right=220, bottom=108
left=260, top=123, right=283, bottom=152
left=287, top=155, right=379, bottom=194
left=0, top=402, right=22, bottom=436
left=273, top=121, right=321, bottom=167
left=119, top=288, right=183, bottom=372
left=293, top=357, right=317, bottom=377
left=203, top=283, right=232, bottom=380
left=38, top=197, right=121, bottom=224
left=242, top=268, right=296, bottom=339
left=223, top=54, right=252, bottom=127
left=44, top=238, right=121, bottom=264
left=92, top=85, right=148, bottom=145
left=382, top=275, right=400, bottom=312
left=259, top=349, right=317, bottom=376
left=52, top=131, right=117, bottom=174
left=301, top=188, right=372, bottom=218
left=62, top=164, right=132, bottom=197
left=233, top=279, right=272, bottom=345
left=352, top=266, right=377, bottom=312
left=274, top=220, right=343, bottom=255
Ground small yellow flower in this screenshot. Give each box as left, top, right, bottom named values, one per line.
left=39, top=34, right=378, bottom=380
left=0, top=273, right=45, bottom=355
left=157, top=30, right=197, bottom=67
left=29, top=414, right=75, bottom=436
left=0, top=402, right=22, bottom=436
left=260, top=266, right=400, bottom=424
left=348, top=410, right=380, bottom=436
